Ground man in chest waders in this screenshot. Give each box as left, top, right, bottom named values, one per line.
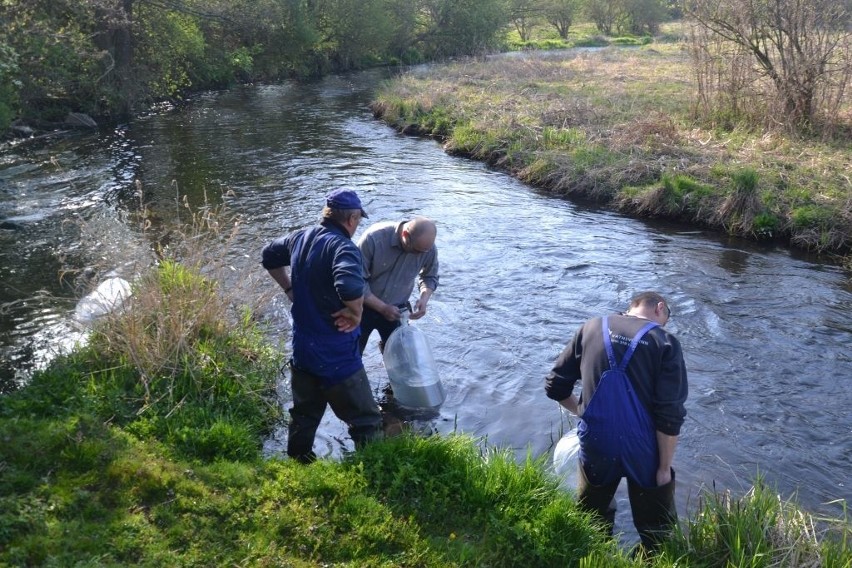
left=545, top=291, right=688, bottom=553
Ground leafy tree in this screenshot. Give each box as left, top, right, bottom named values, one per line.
left=508, top=0, right=543, bottom=42
left=685, top=0, right=852, bottom=130
left=584, top=0, right=621, bottom=35
left=620, top=0, right=665, bottom=34
left=0, top=39, right=21, bottom=130
left=0, top=0, right=520, bottom=127
left=0, top=0, right=108, bottom=120
left=584, top=0, right=665, bottom=36
left=417, top=0, right=510, bottom=58
left=542, top=0, right=582, bottom=39
left=133, top=3, right=206, bottom=100
left=221, top=0, right=321, bottom=78
left=309, top=0, right=399, bottom=70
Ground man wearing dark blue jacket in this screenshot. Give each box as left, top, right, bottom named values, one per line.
left=261, top=189, right=382, bottom=463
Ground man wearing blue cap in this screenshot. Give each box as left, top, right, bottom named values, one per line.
left=261, top=189, right=382, bottom=463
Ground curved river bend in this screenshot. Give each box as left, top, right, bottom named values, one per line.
left=1, top=67, right=850, bottom=536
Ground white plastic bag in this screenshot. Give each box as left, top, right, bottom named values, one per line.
left=552, top=427, right=580, bottom=490
left=74, top=276, right=132, bottom=325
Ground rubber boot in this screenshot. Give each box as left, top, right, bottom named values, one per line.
left=628, top=468, right=677, bottom=553
left=576, top=464, right=618, bottom=535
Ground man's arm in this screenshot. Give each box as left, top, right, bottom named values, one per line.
left=331, top=242, right=367, bottom=332
left=332, top=297, right=364, bottom=333
left=559, top=394, right=580, bottom=415
left=412, top=250, right=438, bottom=319
left=410, top=287, right=433, bottom=320
left=545, top=331, right=582, bottom=408
left=267, top=266, right=293, bottom=300
left=655, top=431, right=678, bottom=486
left=364, top=291, right=401, bottom=322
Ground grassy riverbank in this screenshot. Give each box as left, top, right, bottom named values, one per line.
left=2, top=253, right=850, bottom=566
left=371, top=41, right=852, bottom=261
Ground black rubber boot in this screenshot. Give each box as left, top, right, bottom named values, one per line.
left=576, top=464, right=618, bottom=535
left=627, top=468, right=678, bottom=553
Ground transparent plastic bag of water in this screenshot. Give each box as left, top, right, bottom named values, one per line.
left=382, top=316, right=445, bottom=410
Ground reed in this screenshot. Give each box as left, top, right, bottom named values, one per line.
left=657, top=479, right=851, bottom=568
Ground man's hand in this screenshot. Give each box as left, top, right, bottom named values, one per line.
left=410, top=290, right=432, bottom=320
left=656, top=467, right=673, bottom=487
left=332, top=306, right=361, bottom=332
left=410, top=298, right=428, bottom=319
left=380, top=303, right=401, bottom=322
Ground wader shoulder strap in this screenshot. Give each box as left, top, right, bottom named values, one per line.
left=602, top=316, right=659, bottom=372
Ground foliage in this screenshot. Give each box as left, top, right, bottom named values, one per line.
left=623, top=0, right=667, bottom=34
left=310, top=0, right=399, bottom=71
left=417, top=0, right=510, bottom=58
left=583, top=0, right=667, bottom=35
left=0, top=0, right=108, bottom=121
left=351, top=434, right=631, bottom=567
left=509, top=0, right=545, bottom=42
left=542, top=0, right=583, bottom=39
left=685, top=0, right=852, bottom=133
left=134, top=5, right=207, bottom=100
left=0, top=0, right=517, bottom=126
left=0, top=42, right=19, bottom=130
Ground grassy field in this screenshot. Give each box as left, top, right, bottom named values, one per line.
left=372, top=32, right=852, bottom=262
left=1, top=205, right=850, bottom=566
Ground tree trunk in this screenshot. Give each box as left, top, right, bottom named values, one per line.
left=92, top=0, right=134, bottom=119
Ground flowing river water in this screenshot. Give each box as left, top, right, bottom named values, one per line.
left=2, top=66, right=850, bottom=537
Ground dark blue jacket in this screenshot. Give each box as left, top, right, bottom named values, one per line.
left=545, top=314, right=688, bottom=436
left=262, top=219, right=365, bottom=384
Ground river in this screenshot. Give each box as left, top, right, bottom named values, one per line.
left=1, top=67, right=850, bottom=538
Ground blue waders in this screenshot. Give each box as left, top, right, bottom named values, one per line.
left=576, top=317, right=678, bottom=551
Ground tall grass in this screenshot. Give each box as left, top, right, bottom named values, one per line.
left=350, top=434, right=635, bottom=567
left=658, top=480, right=851, bottom=568
left=76, top=201, right=282, bottom=461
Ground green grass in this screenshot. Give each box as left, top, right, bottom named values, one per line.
left=659, top=480, right=851, bottom=568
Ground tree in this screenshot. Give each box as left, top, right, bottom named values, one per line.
left=620, top=0, right=665, bottom=34
left=542, top=0, right=581, bottom=39
left=0, top=42, right=20, bottom=130
left=584, top=0, right=622, bottom=35
left=308, top=0, right=395, bottom=70
left=508, top=0, right=543, bottom=42
left=417, top=0, right=510, bottom=57
left=685, top=0, right=852, bottom=130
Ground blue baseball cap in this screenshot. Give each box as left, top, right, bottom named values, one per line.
left=326, top=189, right=368, bottom=218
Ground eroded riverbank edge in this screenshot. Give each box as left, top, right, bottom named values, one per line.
left=370, top=48, right=852, bottom=266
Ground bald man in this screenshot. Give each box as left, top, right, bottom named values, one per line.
left=356, top=217, right=439, bottom=354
